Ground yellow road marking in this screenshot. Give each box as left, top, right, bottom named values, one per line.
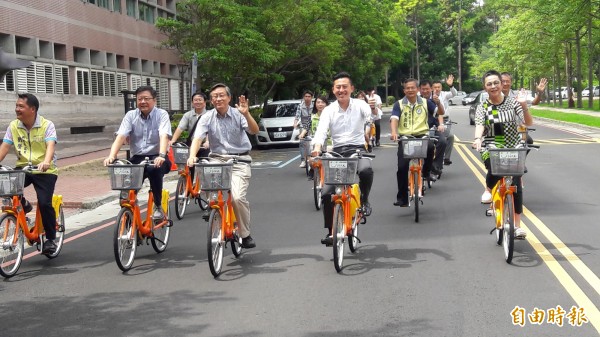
left=454, top=136, right=600, bottom=333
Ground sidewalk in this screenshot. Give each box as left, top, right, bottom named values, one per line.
left=22, top=147, right=179, bottom=217
left=531, top=104, right=600, bottom=118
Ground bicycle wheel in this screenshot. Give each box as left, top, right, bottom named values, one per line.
left=207, top=209, right=224, bottom=277
left=174, top=176, right=188, bottom=220
left=348, top=210, right=360, bottom=253
left=332, top=203, right=345, bottom=272
left=151, top=203, right=171, bottom=253
left=0, top=214, right=24, bottom=278
left=502, top=194, right=515, bottom=264
left=45, top=205, right=65, bottom=259
left=231, top=223, right=242, bottom=257
left=414, top=171, right=420, bottom=223
left=113, top=208, right=137, bottom=272
left=313, top=173, right=322, bottom=210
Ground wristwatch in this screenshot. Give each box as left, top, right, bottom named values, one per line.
left=158, top=152, right=166, bottom=158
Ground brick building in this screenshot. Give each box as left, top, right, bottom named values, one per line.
left=0, top=0, right=188, bottom=157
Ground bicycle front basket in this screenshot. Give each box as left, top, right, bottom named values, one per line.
left=400, top=138, right=428, bottom=159
left=321, top=157, right=358, bottom=185
left=0, top=170, right=26, bottom=196
left=489, top=148, right=527, bottom=176
left=171, top=145, right=190, bottom=165
left=195, top=162, right=233, bottom=191
left=108, top=164, right=145, bottom=190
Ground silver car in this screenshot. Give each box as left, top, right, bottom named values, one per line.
left=448, top=91, right=467, bottom=105
left=255, top=100, right=302, bottom=148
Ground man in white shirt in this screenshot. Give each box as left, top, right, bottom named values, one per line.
left=312, top=72, right=377, bottom=245
left=432, top=75, right=457, bottom=165
left=367, top=88, right=383, bottom=146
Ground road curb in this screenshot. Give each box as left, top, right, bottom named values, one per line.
left=533, top=116, right=600, bottom=133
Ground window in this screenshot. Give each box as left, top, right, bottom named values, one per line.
left=126, top=0, right=136, bottom=18
left=0, top=70, right=15, bottom=92
left=139, top=3, right=155, bottom=23
left=117, top=73, right=127, bottom=96
left=76, top=68, right=91, bottom=95
left=55, top=66, right=70, bottom=94
left=113, top=0, right=121, bottom=13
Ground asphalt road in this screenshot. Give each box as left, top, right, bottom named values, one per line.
left=2, top=106, right=600, bottom=337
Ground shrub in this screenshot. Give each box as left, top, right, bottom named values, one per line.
left=386, top=95, right=396, bottom=106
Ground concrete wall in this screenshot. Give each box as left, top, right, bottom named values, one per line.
left=0, top=91, right=123, bottom=158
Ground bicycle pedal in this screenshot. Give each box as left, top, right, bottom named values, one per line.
left=485, top=209, right=494, bottom=217
left=360, top=217, right=367, bottom=224
left=166, top=220, right=173, bottom=227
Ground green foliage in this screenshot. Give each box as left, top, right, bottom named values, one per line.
left=386, top=95, right=397, bottom=106
left=249, top=107, right=263, bottom=124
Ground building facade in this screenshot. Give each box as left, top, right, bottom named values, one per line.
left=0, top=0, right=188, bottom=156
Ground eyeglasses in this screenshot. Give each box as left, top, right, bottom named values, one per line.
left=485, top=81, right=501, bottom=87
left=137, top=96, right=154, bottom=102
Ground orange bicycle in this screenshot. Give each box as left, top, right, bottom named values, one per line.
left=108, top=158, right=172, bottom=272
left=319, top=150, right=374, bottom=272
left=399, top=136, right=435, bottom=223
left=172, top=143, right=208, bottom=220
left=0, top=165, right=65, bottom=278
left=310, top=156, right=324, bottom=210
left=196, top=156, right=250, bottom=277
left=485, top=140, right=538, bottom=264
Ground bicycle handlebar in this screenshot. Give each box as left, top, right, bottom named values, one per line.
left=315, top=149, right=375, bottom=159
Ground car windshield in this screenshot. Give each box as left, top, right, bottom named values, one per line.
left=468, top=92, right=479, bottom=98
left=262, top=103, right=299, bottom=118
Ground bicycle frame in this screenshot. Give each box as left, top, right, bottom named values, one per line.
left=331, top=184, right=362, bottom=237
left=490, top=177, right=516, bottom=230
left=408, top=158, right=423, bottom=201
left=208, top=190, right=237, bottom=240
left=119, top=189, right=170, bottom=239
left=1, top=195, right=63, bottom=244
left=179, top=164, right=201, bottom=198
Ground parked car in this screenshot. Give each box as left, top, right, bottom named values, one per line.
left=462, top=91, right=481, bottom=105
left=448, top=91, right=467, bottom=105
left=553, top=87, right=575, bottom=99
left=581, top=86, right=600, bottom=97
left=254, top=100, right=301, bottom=148
left=468, top=92, right=489, bottom=125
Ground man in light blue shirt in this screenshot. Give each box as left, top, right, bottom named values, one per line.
left=104, top=86, right=172, bottom=219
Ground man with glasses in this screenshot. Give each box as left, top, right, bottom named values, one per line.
left=187, top=83, right=259, bottom=249
left=104, top=86, right=172, bottom=220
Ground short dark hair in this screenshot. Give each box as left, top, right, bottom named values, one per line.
left=419, top=79, right=432, bottom=88
left=403, top=78, right=418, bottom=87
left=483, top=70, right=502, bottom=83
left=209, top=83, right=232, bottom=97
left=432, top=80, right=443, bottom=86
left=191, top=91, right=207, bottom=101
left=332, top=71, right=352, bottom=85
left=302, top=90, right=314, bottom=97
left=17, top=93, right=39, bottom=112
left=135, top=86, right=157, bottom=98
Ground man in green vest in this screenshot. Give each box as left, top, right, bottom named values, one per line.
left=390, top=78, right=441, bottom=207
left=0, top=93, right=59, bottom=254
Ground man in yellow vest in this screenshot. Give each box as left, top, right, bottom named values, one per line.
left=390, top=78, right=443, bottom=207
left=0, top=93, right=59, bottom=254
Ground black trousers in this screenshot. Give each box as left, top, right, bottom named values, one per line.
left=484, top=158, right=523, bottom=214
left=374, top=119, right=381, bottom=143
left=130, top=155, right=171, bottom=207
left=321, top=145, right=374, bottom=231
left=395, top=141, right=435, bottom=204
left=24, top=173, right=57, bottom=240
left=432, top=130, right=447, bottom=172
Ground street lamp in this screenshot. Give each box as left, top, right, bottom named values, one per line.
left=178, top=62, right=189, bottom=113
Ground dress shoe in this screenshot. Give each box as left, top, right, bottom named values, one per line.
left=241, top=235, right=256, bottom=248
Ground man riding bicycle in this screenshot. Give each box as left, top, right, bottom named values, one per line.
left=187, top=83, right=260, bottom=249
left=311, top=72, right=376, bottom=246
left=104, top=86, right=172, bottom=220
left=391, top=78, right=445, bottom=207
left=0, top=93, right=58, bottom=254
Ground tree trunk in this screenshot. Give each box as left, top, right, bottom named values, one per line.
left=587, top=13, right=594, bottom=109
left=575, top=29, right=583, bottom=108
left=414, top=9, right=420, bottom=82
